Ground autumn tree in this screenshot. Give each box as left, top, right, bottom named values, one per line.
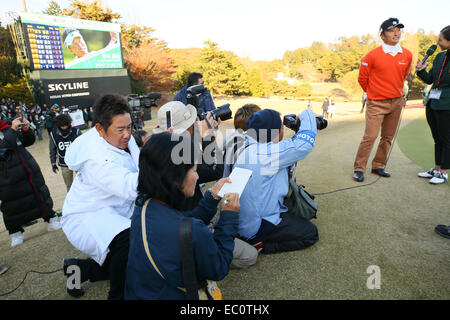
left=199, top=41, right=249, bottom=96
left=61, top=0, right=121, bottom=22
left=124, top=43, right=175, bottom=93
left=42, top=1, right=63, bottom=16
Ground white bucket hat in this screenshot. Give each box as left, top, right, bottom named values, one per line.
left=153, top=101, right=197, bottom=134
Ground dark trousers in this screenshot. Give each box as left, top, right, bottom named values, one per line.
left=7, top=212, right=55, bottom=234
left=249, top=213, right=319, bottom=254
left=426, top=108, right=450, bottom=170
left=77, top=228, right=130, bottom=300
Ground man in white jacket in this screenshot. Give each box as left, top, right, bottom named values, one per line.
left=61, top=94, right=139, bottom=299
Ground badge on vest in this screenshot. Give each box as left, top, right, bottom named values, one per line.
left=429, top=89, right=442, bottom=100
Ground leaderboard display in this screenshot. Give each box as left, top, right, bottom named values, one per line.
left=27, top=24, right=64, bottom=70
left=20, top=12, right=123, bottom=71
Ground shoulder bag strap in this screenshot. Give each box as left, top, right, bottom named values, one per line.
left=179, top=216, right=200, bottom=300
left=140, top=199, right=186, bottom=293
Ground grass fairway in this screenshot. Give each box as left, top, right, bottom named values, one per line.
left=397, top=115, right=436, bottom=177
left=0, top=100, right=449, bottom=300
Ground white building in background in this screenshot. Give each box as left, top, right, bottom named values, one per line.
left=275, top=72, right=295, bottom=85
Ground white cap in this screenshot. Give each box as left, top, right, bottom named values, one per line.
left=153, top=101, right=197, bottom=134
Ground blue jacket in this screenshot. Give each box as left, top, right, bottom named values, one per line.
left=124, top=191, right=238, bottom=300
left=173, top=85, right=216, bottom=112
left=234, top=110, right=317, bottom=239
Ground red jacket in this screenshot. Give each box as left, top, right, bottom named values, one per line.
left=358, top=46, right=412, bottom=100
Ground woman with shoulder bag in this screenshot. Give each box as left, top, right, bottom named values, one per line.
left=125, top=132, right=240, bottom=300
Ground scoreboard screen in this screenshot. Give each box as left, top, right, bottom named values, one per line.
left=26, top=24, right=65, bottom=70
left=20, top=12, right=123, bottom=71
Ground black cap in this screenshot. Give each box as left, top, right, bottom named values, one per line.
left=380, top=18, right=404, bottom=33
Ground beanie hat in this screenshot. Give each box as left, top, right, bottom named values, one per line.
left=246, top=109, right=282, bottom=143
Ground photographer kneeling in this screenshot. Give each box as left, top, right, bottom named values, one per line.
left=125, top=132, right=239, bottom=299
left=235, top=109, right=320, bottom=254
left=153, top=101, right=258, bottom=269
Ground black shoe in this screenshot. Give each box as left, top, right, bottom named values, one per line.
left=353, top=171, right=364, bottom=182
left=63, top=257, right=80, bottom=275
left=435, top=225, right=450, bottom=239
left=63, top=257, right=85, bottom=298
left=371, top=168, right=391, bottom=177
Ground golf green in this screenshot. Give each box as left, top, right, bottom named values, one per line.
left=397, top=115, right=442, bottom=180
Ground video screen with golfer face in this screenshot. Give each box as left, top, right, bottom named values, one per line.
left=21, top=12, right=123, bottom=70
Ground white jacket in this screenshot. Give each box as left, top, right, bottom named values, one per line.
left=61, top=128, right=139, bottom=265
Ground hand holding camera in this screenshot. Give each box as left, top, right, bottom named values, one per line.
left=11, top=117, right=30, bottom=131
left=283, top=111, right=328, bottom=132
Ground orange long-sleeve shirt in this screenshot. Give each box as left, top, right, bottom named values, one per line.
left=358, top=46, right=412, bottom=101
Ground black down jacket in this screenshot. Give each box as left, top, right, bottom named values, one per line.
left=0, top=125, right=54, bottom=232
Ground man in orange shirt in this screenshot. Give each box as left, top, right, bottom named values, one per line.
left=353, top=18, right=412, bottom=182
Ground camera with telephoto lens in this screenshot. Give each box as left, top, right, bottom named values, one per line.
left=127, top=92, right=162, bottom=129
left=198, top=103, right=232, bottom=121
left=127, top=92, right=162, bottom=111
left=283, top=113, right=328, bottom=132
left=186, top=84, right=233, bottom=122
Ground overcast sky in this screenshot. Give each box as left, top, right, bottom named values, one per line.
left=2, top=0, right=449, bottom=60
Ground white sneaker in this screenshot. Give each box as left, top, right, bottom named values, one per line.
left=429, top=172, right=448, bottom=184
left=10, top=232, right=24, bottom=247
left=47, top=217, right=62, bottom=231
left=418, top=168, right=436, bottom=178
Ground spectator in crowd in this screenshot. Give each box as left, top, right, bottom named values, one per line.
left=49, top=114, right=82, bottom=192
left=125, top=132, right=239, bottom=299
left=353, top=17, right=412, bottom=182
left=0, top=116, right=61, bottom=247
left=321, top=97, right=329, bottom=119
left=403, top=80, right=410, bottom=100
left=361, top=92, right=367, bottom=113
left=153, top=101, right=258, bottom=269
left=61, top=94, right=139, bottom=300
left=328, top=102, right=336, bottom=119
left=234, top=109, right=319, bottom=254
left=44, top=107, right=56, bottom=137
left=32, top=113, right=43, bottom=140
left=222, top=104, right=261, bottom=177
left=88, top=106, right=95, bottom=128
left=132, top=129, right=150, bottom=150
left=422, top=84, right=431, bottom=106
left=173, top=72, right=216, bottom=112
left=416, top=25, right=450, bottom=185
left=153, top=101, right=223, bottom=210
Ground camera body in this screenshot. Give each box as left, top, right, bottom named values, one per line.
left=283, top=114, right=328, bottom=132
left=186, top=84, right=233, bottom=122
left=127, top=92, right=162, bottom=110
left=127, top=92, right=162, bottom=128
left=198, top=103, right=232, bottom=121
left=186, top=84, right=206, bottom=108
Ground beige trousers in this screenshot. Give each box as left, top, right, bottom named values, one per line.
left=61, top=166, right=74, bottom=192
left=354, top=96, right=404, bottom=172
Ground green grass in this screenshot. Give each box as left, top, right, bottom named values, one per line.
left=0, top=100, right=448, bottom=300
left=397, top=115, right=445, bottom=183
